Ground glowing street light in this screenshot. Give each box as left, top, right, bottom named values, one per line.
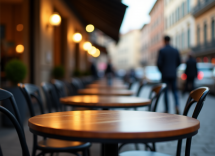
left=73, top=33, right=82, bottom=43
left=86, top=24, right=94, bottom=33
left=16, top=24, right=24, bottom=31
left=16, top=44, right=24, bottom=53
left=88, top=46, right=97, bottom=55
left=50, top=13, right=61, bottom=26
left=92, top=49, right=100, bottom=57
left=83, top=42, right=92, bottom=51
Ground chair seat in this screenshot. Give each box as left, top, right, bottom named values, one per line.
left=38, top=138, right=91, bottom=150
left=119, top=151, right=171, bottom=156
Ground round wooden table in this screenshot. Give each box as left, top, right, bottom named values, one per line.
left=78, top=88, right=134, bottom=96
left=60, top=95, right=151, bottom=109
left=28, top=110, right=199, bottom=156
left=87, top=83, right=127, bottom=89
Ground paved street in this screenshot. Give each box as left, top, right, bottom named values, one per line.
left=0, top=82, right=215, bottom=156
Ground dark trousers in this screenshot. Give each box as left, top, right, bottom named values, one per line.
left=184, top=77, right=195, bottom=93
left=162, top=78, right=179, bottom=112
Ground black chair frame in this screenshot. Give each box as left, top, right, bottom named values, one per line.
left=19, top=83, right=91, bottom=156
left=119, top=87, right=209, bottom=156
left=0, top=89, right=30, bottom=156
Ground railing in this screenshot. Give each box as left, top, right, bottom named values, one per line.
left=192, top=0, right=215, bottom=16
left=192, top=40, right=215, bottom=53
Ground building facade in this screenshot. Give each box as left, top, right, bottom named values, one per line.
left=0, top=0, right=126, bottom=86
left=140, top=24, right=150, bottom=66
left=192, top=0, right=215, bottom=62
left=148, top=0, right=164, bottom=65
left=108, top=30, right=141, bottom=70
left=164, top=0, right=196, bottom=62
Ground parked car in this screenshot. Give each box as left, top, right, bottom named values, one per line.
left=144, top=66, right=161, bottom=83
left=177, top=63, right=215, bottom=93
left=135, top=68, right=144, bottom=80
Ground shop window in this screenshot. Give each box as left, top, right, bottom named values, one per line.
left=212, top=19, right=215, bottom=41
left=187, top=0, right=190, bottom=13
left=197, top=26, right=200, bottom=45
left=187, top=27, right=190, bottom=48
left=204, top=22, right=207, bottom=44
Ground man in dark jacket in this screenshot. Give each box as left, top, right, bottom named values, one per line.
left=183, top=53, right=198, bottom=93
left=157, top=36, right=181, bottom=114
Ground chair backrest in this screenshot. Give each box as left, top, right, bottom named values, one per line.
left=41, top=82, right=62, bottom=112
left=0, top=89, right=22, bottom=127
left=176, top=87, right=209, bottom=156
left=71, top=78, right=84, bottom=95
left=136, top=79, right=147, bottom=97
left=148, top=83, right=167, bottom=112
left=52, top=79, right=67, bottom=98
left=0, top=89, right=30, bottom=156
left=18, top=83, right=45, bottom=117
left=183, top=87, right=209, bottom=119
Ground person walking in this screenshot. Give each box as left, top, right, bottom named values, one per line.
left=157, top=36, right=181, bottom=114
left=183, top=53, right=198, bottom=94
left=105, top=59, right=114, bottom=85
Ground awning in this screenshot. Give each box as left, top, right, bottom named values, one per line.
left=63, top=0, right=127, bottom=42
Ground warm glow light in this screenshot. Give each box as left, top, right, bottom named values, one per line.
left=83, top=42, right=92, bottom=51
left=86, top=24, right=94, bottom=33
left=16, top=44, right=24, bottom=53
left=92, top=49, right=100, bottom=57
left=50, top=13, right=61, bottom=26
left=88, top=46, right=96, bottom=55
left=197, top=71, right=204, bottom=80
left=212, top=58, right=215, bottom=64
left=181, top=73, right=187, bottom=80
left=16, top=24, right=23, bottom=31
left=203, top=57, right=208, bottom=62
left=73, top=33, right=82, bottom=43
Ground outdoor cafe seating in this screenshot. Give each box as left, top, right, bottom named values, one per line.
left=0, top=77, right=211, bottom=156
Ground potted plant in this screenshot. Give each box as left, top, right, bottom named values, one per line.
left=52, top=65, right=65, bottom=79
left=3, top=59, right=27, bottom=127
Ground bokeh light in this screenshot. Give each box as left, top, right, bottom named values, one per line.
left=16, top=24, right=24, bottom=31
left=16, top=44, right=24, bottom=53
left=50, top=13, right=61, bottom=26
left=73, top=33, right=82, bottom=43
left=92, top=49, right=100, bottom=57
left=88, top=46, right=97, bottom=55
left=86, top=24, right=94, bottom=33
left=83, top=42, right=92, bottom=51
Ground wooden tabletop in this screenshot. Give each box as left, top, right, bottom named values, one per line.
left=78, top=88, right=134, bottom=96
left=94, top=79, right=123, bottom=84
left=87, top=83, right=127, bottom=89
left=60, top=95, right=151, bottom=108
left=29, top=110, right=199, bottom=140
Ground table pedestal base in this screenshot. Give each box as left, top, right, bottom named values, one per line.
left=103, top=143, right=118, bottom=156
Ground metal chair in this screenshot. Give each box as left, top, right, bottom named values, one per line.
left=119, top=87, right=210, bottom=156
left=41, top=82, right=62, bottom=113
left=136, top=79, right=147, bottom=97
left=71, top=78, right=84, bottom=95
left=19, top=83, right=91, bottom=156
left=51, top=79, right=67, bottom=98
left=0, top=89, right=30, bottom=156
left=119, top=83, right=167, bottom=151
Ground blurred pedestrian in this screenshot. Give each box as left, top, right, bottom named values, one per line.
left=157, top=36, right=181, bottom=114
left=90, top=59, right=99, bottom=80
left=105, top=59, right=114, bottom=85
left=183, top=53, right=198, bottom=94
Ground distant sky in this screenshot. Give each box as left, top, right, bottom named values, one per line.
left=120, top=0, right=157, bottom=34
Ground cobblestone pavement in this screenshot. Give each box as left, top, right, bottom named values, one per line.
left=0, top=83, right=215, bottom=156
